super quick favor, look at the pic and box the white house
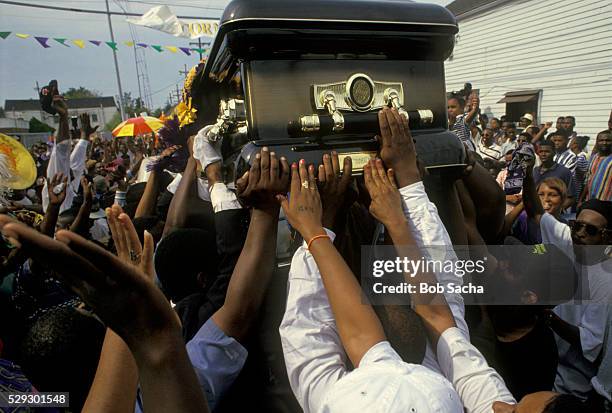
[4,96,119,130]
[445,0,612,146]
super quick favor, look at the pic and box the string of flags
[0,31,208,56]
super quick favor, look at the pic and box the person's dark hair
[123,182,146,218]
[549,129,570,140]
[505,149,515,156]
[579,199,612,229]
[539,139,555,149]
[543,393,596,413]
[447,92,465,107]
[19,306,105,411]
[597,129,612,139]
[574,136,589,151]
[154,228,219,302]
[564,116,576,126]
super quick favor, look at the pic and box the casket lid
[220,0,457,30]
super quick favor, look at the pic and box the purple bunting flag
[34,36,50,48]
[136,43,148,48]
[179,47,191,56]
[89,40,102,46]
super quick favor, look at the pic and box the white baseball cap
[320,342,463,413]
[520,113,534,122]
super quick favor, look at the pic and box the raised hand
[363,159,406,228]
[106,204,154,278]
[0,215,178,352]
[79,113,99,139]
[377,107,421,188]
[160,144,180,159]
[317,151,353,228]
[51,95,68,117]
[277,159,324,241]
[236,147,290,210]
[47,172,68,206]
[81,176,93,204]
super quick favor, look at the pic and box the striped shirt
[584,153,612,201]
[554,149,577,172]
[450,114,476,152]
[573,152,589,199]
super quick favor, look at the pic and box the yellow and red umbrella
[112,116,165,138]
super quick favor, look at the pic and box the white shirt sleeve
[398,181,468,373]
[437,327,516,413]
[279,228,349,413]
[42,140,72,213]
[540,213,574,261]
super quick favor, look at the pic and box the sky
[0,0,453,112]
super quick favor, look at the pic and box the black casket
[192,0,463,181]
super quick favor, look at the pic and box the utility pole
[188,38,210,60]
[105,0,126,121]
[179,64,189,78]
[34,81,43,122]
[175,84,181,103]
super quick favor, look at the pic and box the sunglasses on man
[568,220,610,237]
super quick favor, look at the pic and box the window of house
[91,113,98,122]
[497,90,541,123]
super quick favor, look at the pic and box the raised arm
[162,146,199,237]
[209,147,289,341]
[279,159,385,367]
[521,159,544,225]
[69,176,93,236]
[40,172,68,237]
[134,145,180,219]
[0,215,208,413]
[82,205,154,413]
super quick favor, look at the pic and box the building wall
[6,106,119,130]
[445,0,612,147]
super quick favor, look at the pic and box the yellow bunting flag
[72,39,85,49]
[165,46,178,53]
[15,33,30,39]
[123,41,134,47]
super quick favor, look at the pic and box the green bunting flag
[54,38,69,46]
[106,41,118,51]
[0,32,10,39]
[151,45,163,52]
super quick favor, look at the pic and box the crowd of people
[0,79,610,413]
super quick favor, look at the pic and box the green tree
[104,112,123,132]
[29,117,55,133]
[64,87,101,99]
[0,106,5,117]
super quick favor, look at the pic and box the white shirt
[400,182,515,411]
[475,134,503,161]
[437,327,515,413]
[42,138,89,213]
[540,213,611,399]
[591,306,612,401]
[280,182,514,413]
[279,228,461,413]
[166,172,211,202]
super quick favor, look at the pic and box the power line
[0,0,218,19]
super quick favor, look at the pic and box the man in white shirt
[523,161,612,401]
[477,128,504,162]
